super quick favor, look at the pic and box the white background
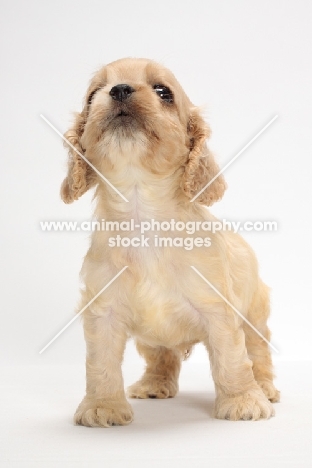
[1,1,312,466]
[1,0,311,365]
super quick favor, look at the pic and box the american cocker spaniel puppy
[61,58,279,427]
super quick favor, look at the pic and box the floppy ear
[60,111,97,204]
[181,109,226,206]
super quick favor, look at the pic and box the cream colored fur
[61,58,279,427]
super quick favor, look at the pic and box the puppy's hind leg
[127,342,182,399]
[244,282,280,403]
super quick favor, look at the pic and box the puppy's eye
[87,89,99,105]
[153,84,173,103]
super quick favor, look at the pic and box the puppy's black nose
[109,84,134,102]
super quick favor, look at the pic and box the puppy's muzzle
[109,84,135,102]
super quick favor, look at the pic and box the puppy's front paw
[127,375,178,399]
[257,380,280,403]
[74,397,134,427]
[214,388,274,421]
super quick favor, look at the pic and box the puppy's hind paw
[258,380,280,403]
[127,375,178,399]
[74,397,134,427]
[214,388,274,421]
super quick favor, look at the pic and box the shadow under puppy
[61,58,280,427]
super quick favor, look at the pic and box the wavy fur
[61,58,279,427]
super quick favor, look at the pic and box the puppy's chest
[131,297,204,348]
[122,253,206,346]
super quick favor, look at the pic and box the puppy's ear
[181,109,226,206]
[60,111,97,204]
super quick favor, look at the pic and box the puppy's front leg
[74,308,133,427]
[205,305,274,421]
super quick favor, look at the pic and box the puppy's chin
[92,103,149,145]
[96,125,148,167]
[107,111,141,136]
[83,96,181,170]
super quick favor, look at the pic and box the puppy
[61,58,279,427]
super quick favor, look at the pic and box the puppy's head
[61,58,226,205]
